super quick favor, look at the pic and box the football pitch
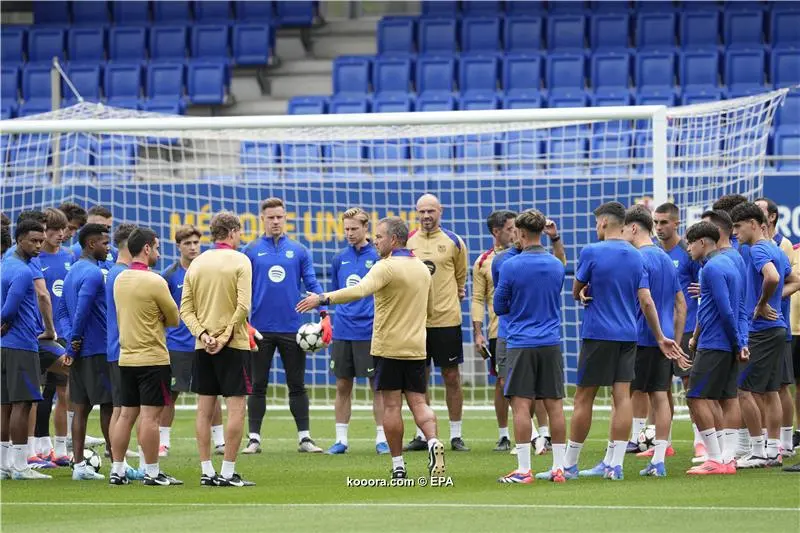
[2,408,798,533]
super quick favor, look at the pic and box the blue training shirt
[38,246,76,339]
[0,253,41,352]
[638,245,682,347]
[720,246,751,347]
[744,240,790,333]
[494,246,564,349]
[697,251,745,352]
[57,257,107,357]
[662,240,700,334]
[105,262,128,362]
[491,246,521,340]
[244,235,326,333]
[161,262,196,352]
[330,242,380,342]
[575,239,649,342]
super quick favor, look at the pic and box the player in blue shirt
[624,206,688,477]
[567,201,684,481]
[57,201,87,244]
[323,209,386,455]
[712,194,749,250]
[58,223,113,481]
[242,198,328,454]
[493,209,566,484]
[1,220,50,480]
[69,205,119,276]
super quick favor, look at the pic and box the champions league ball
[637,425,657,452]
[296,322,326,353]
[83,449,102,473]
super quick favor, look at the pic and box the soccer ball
[77,448,103,472]
[637,425,657,452]
[296,322,326,353]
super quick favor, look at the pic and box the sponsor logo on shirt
[346,274,361,287]
[286,250,295,259]
[423,260,436,276]
[268,265,286,283]
[52,279,63,297]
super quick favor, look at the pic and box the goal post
[0,88,789,410]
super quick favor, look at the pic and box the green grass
[2,409,798,533]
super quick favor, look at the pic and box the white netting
[0,88,788,409]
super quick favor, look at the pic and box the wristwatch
[318,294,331,306]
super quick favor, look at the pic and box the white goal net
[0,88,788,409]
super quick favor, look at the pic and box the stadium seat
[416,56,455,95]
[506,0,545,14]
[72,1,110,25]
[112,1,150,25]
[105,97,141,110]
[461,18,501,53]
[590,13,629,50]
[27,28,66,64]
[281,142,322,179]
[459,56,499,96]
[191,25,229,61]
[682,1,722,12]
[591,51,630,90]
[680,50,719,90]
[142,101,184,115]
[771,49,800,88]
[21,64,52,103]
[372,93,413,113]
[724,10,764,48]
[776,91,800,127]
[329,95,370,114]
[635,12,676,51]
[194,1,231,21]
[415,93,457,111]
[421,1,458,17]
[61,135,96,183]
[240,141,280,181]
[636,51,676,89]
[547,136,588,169]
[774,128,800,171]
[547,89,589,108]
[0,105,14,120]
[236,1,274,21]
[456,133,498,174]
[591,90,632,107]
[287,96,328,114]
[378,17,415,56]
[150,26,188,61]
[109,27,147,62]
[153,1,191,24]
[463,1,501,16]
[324,141,366,178]
[503,130,541,173]
[412,137,453,175]
[503,54,543,96]
[9,134,51,184]
[635,1,675,12]
[18,101,51,116]
[681,87,723,105]
[503,93,543,109]
[63,64,101,103]
[147,63,184,101]
[187,61,226,104]
[96,139,137,182]
[104,63,142,100]
[32,1,69,25]
[547,15,586,50]
[725,49,765,91]
[771,10,800,47]
[680,11,720,49]
[1,66,19,104]
[549,1,588,13]
[591,134,632,163]
[459,92,501,110]
[67,28,105,63]
[232,24,272,65]
[1,27,25,65]
[332,56,371,95]
[418,19,457,55]
[275,1,315,26]
[373,57,413,96]
[371,139,409,175]
[504,16,543,52]
[635,90,677,107]
[546,53,585,89]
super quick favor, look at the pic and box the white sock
[602,441,615,465]
[427,437,439,451]
[376,426,386,444]
[415,427,426,440]
[112,461,125,476]
[27,436,35,457]
[159,427,171,448]
[212,425,225,447]
[780,426,793,452]
[552,443,566,472]
[715,430,725,455]
[200,460,215,477]
[0,441,9,469]
[220,460,235,479]
[762,428,767,439]
[539,425,550,439]
[298,430,311,443]
[722,430,738,463]
[498,426,509,440]
[13,444,27,471]
[335,423,348,446]
[611,440,627,468]
[39,436,53,455]
[144,462,159,478]
[692,423,702,445]
[766,438,780,458]
[531,423,540,440]
[564,440,583,468]
[248,432,261,443]
[138,445,145,469]
[738,428,751,451]
[67,411,74,438]
[631,418,647,442]
[391,455,404,470]
[54,436,67,457]
[702,428,721,462]
[516,442,531,472]
[449,420,462,440]
[652,439,668,464]
[750,435,766,457]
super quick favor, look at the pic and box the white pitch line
[167,437,695,444]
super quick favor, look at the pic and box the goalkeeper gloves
[319,313,333,345]
[247,323,262,351]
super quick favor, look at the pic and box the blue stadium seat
[418,19,457,55]
[329,95,370,114]
[232,24,272,65]
[590,1,631,12]
[725,49,765,91]
[503,130,541,173]
[1,27,25,65]
[635,1,677,12]
[147,63,184,101]
[109,27,147,62]
[461,18,501,53]
[636,12,676,50]
[96,138,137,182]
[459,92,500,110]
[373,57,412,96]
[682,1,722,12]
[32,1,69,25]
[150,26,188,61]
[72,1,110,25]
[372,93,413,113]
[591,91,633,107]
[680,50,719,89]
[503,54,543,96]
[416,56,455,95]
[188,61,226,104]
[287,96,328,114]
[774,128,800,171]
[549,1,588,13]
[67,28,105,63]
[0,105,14,119]
[412,137,453,175]
[547,15,586,50]
[104,63,142,100]
[506,0,545,14]
[421,1,458,17]
[324,141,366,178]
[771,10,800,47]
[724,10,764,48]
[378,17,415,56]
[276,1,315,26]
[415,93,457,111]
[590,13,629,50]
[191,25,229,60]
[459,55,498,96]
[61,135,96,183]
[9,134,51,184]
[371,139,409,175]
[547,136,588,169]
[504,16,543,52]
[636,51,676,89]
[22,64,52,103]
[27,28,66,64]
[463,1,501,16]
[591,134,632,162]
[776,91,800,127]
[503,93,543,109]
[680,11,720,49]
[153,1,191,24]
[194,1,231,21]
[547,89,589,108]
[281,142,322,179]
[546,53,585,89]
[724,86,766,98]
[681,87,723,105]
[18,101,52,117]
[240,141,280,181]
[724,1,766,10]
[142,101,184,115]
[63,64,101,103]
[591,51,630,90]
[236,1,274,21]
[105,97,141,110]
[112,1,150,25]
[635,89,677,106]
[333,56,371,95]
[456,133,498,174]
[771,49,800,88]
[1,67,19,104]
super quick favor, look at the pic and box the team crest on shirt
[64,262,71,271]
[365,260,374,269]
[106,252,113,261]
[438,245,446,253]
[285,250,295,259]
[673,260,680,268]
